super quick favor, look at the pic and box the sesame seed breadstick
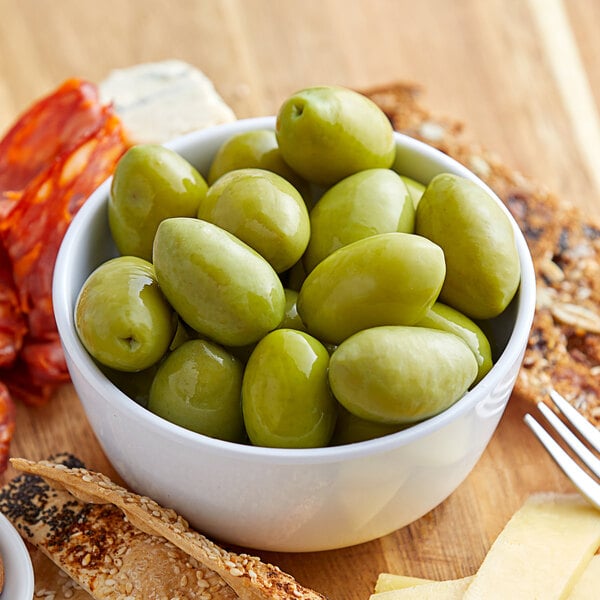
[8,456,328,600]
[0,456,238,599]
[29,546,94,600]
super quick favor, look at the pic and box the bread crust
[29,546,94,599]
[364,82,600,425]
[2,454,327,600]
[1,455,238,599]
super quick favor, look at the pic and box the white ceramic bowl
[0,513,34,599]
[53,117,536,552]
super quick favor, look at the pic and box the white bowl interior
[53,117,536,551]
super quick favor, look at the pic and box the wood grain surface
[1,1,599,598]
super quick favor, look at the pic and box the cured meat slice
[1,111,127,344]
[0,243,26,368]
[0,383,15,472]
[0,80,129,468]
[0,81,128,394]
[0,79,104,195]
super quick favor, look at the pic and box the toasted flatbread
[29,545,97,599]
[1,454,327,600]
[1,455,237,599]
[364,82,600,425]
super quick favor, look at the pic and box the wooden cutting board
[1,1,600,598]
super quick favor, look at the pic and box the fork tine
[537,402,600,479]
[523,413,600,511]
[549,389,600,453]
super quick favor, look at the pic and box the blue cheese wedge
[99,60,236,144]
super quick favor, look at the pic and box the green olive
[278,288,307,331]
[169,317,196,351]
[276,86,396,186]
[416,302,493,384]
[285,259,307,292]
[400,175,425,208]
[304,168,414,272]
[329,326,478,424]
[297,232,446,344]
[415,173,520,319]
[75,256,176,372]
[242,329,337,448]
[331,405,406,445]
[225,343,256,364]
[109,144,208,261]
[198,168,310,273]
[222,287,306,362]
[148,339,246,442]
[98,362,159,408]
[207,129,308,194]
[152,217,285,346]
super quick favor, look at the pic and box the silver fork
[524,389,600,510]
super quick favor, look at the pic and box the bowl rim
[53,116,536,466]
[0,512,35,599]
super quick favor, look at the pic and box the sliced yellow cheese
[374,573,440,593]
[462,493,600,600]
[569,554,600,600]
[370,560,600,600]
[369,577,470,600]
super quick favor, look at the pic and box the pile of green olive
[75,85,521,449]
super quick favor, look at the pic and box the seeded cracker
[2,455,328,600]
[29,546,95,599]
[364,82,600,426]
[0,455,237,599]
